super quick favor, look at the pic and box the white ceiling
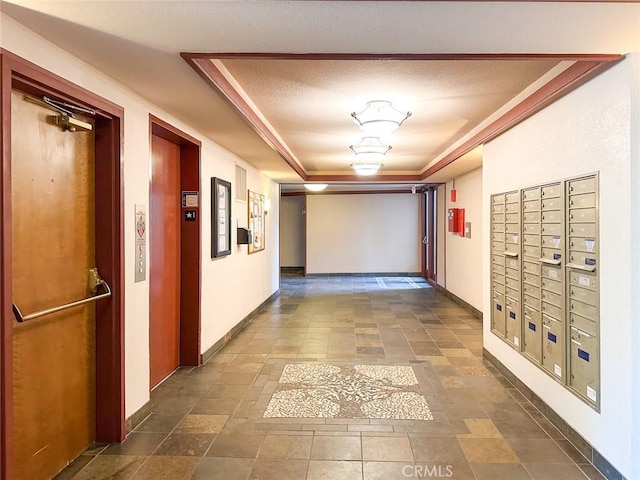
[3,1,638,189]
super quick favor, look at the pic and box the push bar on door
[12,268,112,322]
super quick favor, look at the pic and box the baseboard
[125,400,152,433]
[280,266,304,274]
[304,272,423,277]
[483,348,625,480]
[200,289,281,364]
[427,280,482,319]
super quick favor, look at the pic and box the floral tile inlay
[263,364,433,420]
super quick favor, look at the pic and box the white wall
[279,196,306,267]
[444,168,483,310]
[1,15,280,419]
[484,55,639,478]
[306,194,420,274]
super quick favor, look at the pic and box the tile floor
[58,275,605,480]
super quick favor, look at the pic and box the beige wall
[306,193,421,274]
[1,14,280,419]
[279,196,306,267]
[444,168,483,310]
[484,55,639,478]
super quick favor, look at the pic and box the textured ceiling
[220,58,559,174]
[2,1,638,187]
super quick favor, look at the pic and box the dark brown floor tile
[103,432,167,455]
[577,463,606,480]
[151,396,197,415]
[130,456,199,479]
[307,460,362,480]
[362,436,414,462]
[524,462,590,480]
[311,436,362,460]
[409,437,467,463]
[248,458,309,480]
[356,346,385,356]
[259,434,313,459]
[153,433,215,456]
[207,433,265,458]
[71,455,145,480]
[471,463,533,480]
[134,414,184,433]
[556,439,590,464]
[193,457,254,480]
[191,398,239,415]
[53,455,94,480]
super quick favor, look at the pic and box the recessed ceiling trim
[419,57,622,179]
[182,52,622,182]
[182,55,308,181]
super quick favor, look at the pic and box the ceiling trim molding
[418,57,621,179]
[182,52,622,182]
[181,55,308,180]
[282,189,417,196]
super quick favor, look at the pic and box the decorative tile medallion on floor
[263,364,433,420]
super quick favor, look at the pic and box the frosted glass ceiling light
[351,162,383,176]
[349,137,391,161]
[304,183,328,192]
[351,100,411,135]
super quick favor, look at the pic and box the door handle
[13,268,111,322]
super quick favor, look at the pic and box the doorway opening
[422,186,439,282]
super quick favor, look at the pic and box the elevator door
[11,91,96,479]
[149,134,181,388]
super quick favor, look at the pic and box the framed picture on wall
[248,189,265,254]
[212,177,232,258]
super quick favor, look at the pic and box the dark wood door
[11,91,96,479]
[149,134,181,388]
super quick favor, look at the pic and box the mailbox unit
[490,174,600,410]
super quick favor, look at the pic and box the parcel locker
[505,296,521,348]
[542,314,564,380]
[492,293,506,336]
[569,327,599,406]
[523,305,542,363]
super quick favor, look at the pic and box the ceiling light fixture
[351,100,411,135]
[349,137,391,161]
[304,183,328,192]
[350,162,383,176]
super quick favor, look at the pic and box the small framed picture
[212,177,231,258]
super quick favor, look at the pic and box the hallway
[58,275,603,480]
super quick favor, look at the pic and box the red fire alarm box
[448,208,465,235]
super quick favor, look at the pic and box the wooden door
[149,135,181,388]
[11,91,96,479]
